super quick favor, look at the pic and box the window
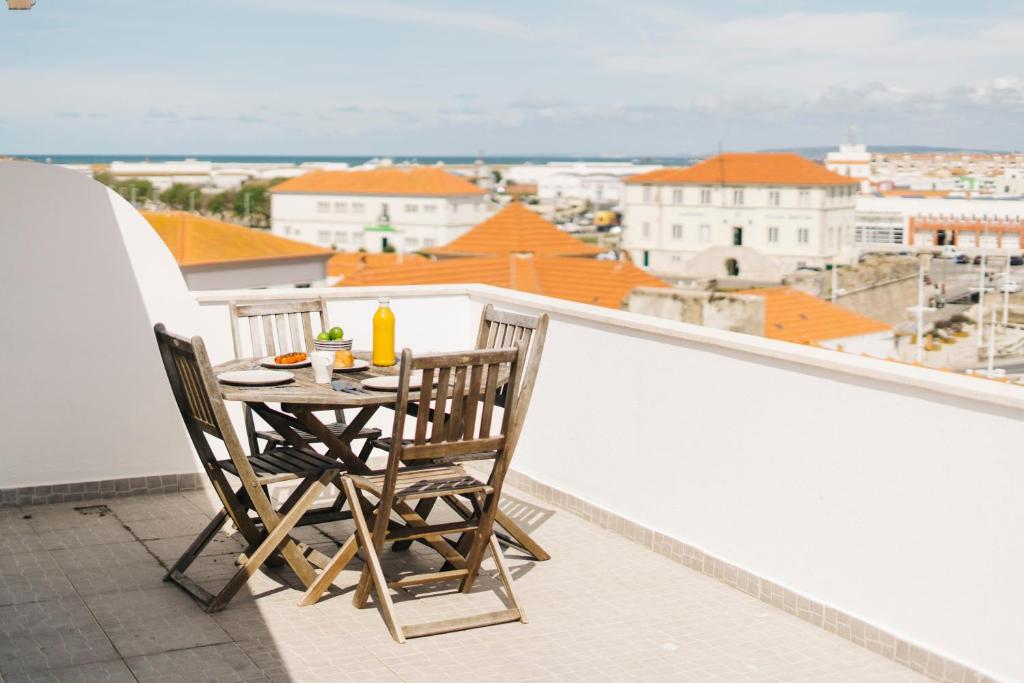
[699,224,711,243]
[406,237,419,248]
[353,230,364,243]
[316,230,330,243]
[670,255,681,264]
[798,228,809,244]
[352,202,365,214]
[405,204,419,213]
[798,190,810,208]
[642,222,651,238]
[335,231,346,243]
[424,204,437,214]
[732,227,743,246]
[769,190,781,207]
[334,202,346,213]
[316,201,330,213]
[700,188,712,204]
[671,224,683,240]
[733,189,744,206]
[423,237,436,247]
[725,258,740,277]
[642,187,652,202]
[768,227,779,243]
[672,188,684,204]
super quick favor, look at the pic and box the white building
[855,194,1024,248]
[270,166,492,253]
[622,153,859,281]
[505,162,661,206]
[825,142,871,190]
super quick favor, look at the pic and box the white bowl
[314,339,353,352]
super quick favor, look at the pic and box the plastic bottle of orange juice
[372,297,395,366]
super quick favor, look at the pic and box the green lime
[328,326,345,340]
[316,331,330,341]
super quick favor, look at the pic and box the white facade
[505,162,661,206]
[825,143,871,186]
[270,192,492,253]
[623,183,858,280]
[855,194,1024,247]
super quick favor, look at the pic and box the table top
[214,352,403,409]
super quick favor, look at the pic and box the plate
[218,370,295,386]
[361,371,425,391]
[333,359,371,373]
[259,356,311,369]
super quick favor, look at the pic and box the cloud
[509,93,570,110]
[146,109,179,120]
[334,106,363,113]
[241,0,573,42]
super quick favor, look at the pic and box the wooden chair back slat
[430,366,451,444]
[474,304,549,419]
[387,346,524,469]
[229,297,329,359]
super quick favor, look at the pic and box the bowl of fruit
[313,326,352,352]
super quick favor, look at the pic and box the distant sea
[14,154,697,166]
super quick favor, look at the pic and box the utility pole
[1002,251,1011,327]
[976,246,988,349]
[831,226,840,304]
[987,309,997,378]
[907,254,935,364]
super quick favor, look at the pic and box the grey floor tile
[0,553,76,607]
[36,523,135,552]
[122,514,217,541]
[0,659,135,682]
[50,541,156,573]
[84,587,231,658]
[0,624,119,676]
[126,642,268,682]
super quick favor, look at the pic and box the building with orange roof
[738,286,893,355]
[424,202,604,258]
[326,251,426,280]
[336,253,669,309]
[143,211,332,290]
[622,153,859,283]
[269,165,494,255]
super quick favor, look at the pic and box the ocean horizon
[9,154,697,166]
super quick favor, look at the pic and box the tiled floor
[0,484,929,682]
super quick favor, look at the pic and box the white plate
[332,359,371,373]
[259,356,311,369]
[218,370,295,386]
[361,371,425,391]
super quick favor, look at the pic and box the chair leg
[206,470,335,612]
[341,478,404,642]
[488,534,527,624]
[296,535,358,606]
[166,509,230,579]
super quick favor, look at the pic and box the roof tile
[627,153,857,186]
[425,202,603,257]
[144,211,331,267]
[738,287,891,343]
[270,167,486,196]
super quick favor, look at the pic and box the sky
[1,0,1023,155]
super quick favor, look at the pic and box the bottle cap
[378,296,391,306]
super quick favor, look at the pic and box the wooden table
[214,354,550,562]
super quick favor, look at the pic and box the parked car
[974,255,983,265]
[1011,256,1024,267]
[954,254,970,264]
[997,280,1022,294]
[937,245,960,259]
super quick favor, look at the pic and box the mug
[310,351,333,384]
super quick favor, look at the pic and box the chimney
[7,0,36,9]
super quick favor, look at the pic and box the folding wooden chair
[300,345,530,642]
[384,305,550,560]
[228,298,381,458]
[154,323,341,612]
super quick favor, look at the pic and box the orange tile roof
[425,202,604,257]
[143,211,331,267]
[627,153,857,186]
[270,166,486,196]
[327,252,427,278]
[738,287,891,343]
[337,254,669,309]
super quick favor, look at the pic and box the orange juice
[372,297,395,366]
